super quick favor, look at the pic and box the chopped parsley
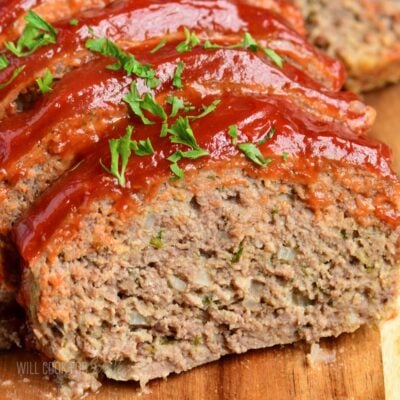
[5,11,58,57]
[189,99,220,120]
[228,125,238,145]
[258,126,276,145]
[36,68,53,94]
[166,95,184,117]
[0,65,25,90]
[203,40,222,50]
[282,152,289,162]
[237,143,272,168]
[101,126,133,187]
[86,37,160,88]
[172,61,184,89]
[229,32,258,52]
[231,240,245,263]
[101,126,154,187]
[204,32,284,68]
[150,38,167,54]
[167,117,209,178]
[123,82,167,125]
[262,48,284,68]
[131,137,154,156]
[0,55,9,70]
[69,19,79,26]
[176,27,200,53]
[167,117,203,149]
[150,230,164,249]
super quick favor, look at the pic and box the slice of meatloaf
[296,0,400,92]
[0,0,345,120]
[14,91,400,397]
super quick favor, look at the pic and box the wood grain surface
[1,85,400,400]
[0,326,384,400]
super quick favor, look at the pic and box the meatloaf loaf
[15,92,400,397]
[4,5,397,399]
[296,0,400,92]
[0,0,347,349]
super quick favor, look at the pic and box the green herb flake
[168,117,203,150]
[86,37,160,88]
[69,19,79,26]
[131,137,154,156]
[5,11,58,57]
[202,295,213,307]
[101,126,134,187]
[150,38,167,54]
[176,27,200,53]
[169,161,184,180]
[150,230,164,249]
[36,68,53,94]
[228,124,238,145]
[0,55,9,70]
[166,117,209,179]
[189,99,220,121]
[231,240,245,263]
[258,127,276,145]
[166,95,184,117]
[172,61,185,89]
[123,82,167,125]
[237,143,272,168]
[229,32,259,51]
[204,40,222,49]
[0,65,25,90]
[282,152,289,162]
[193,335,202,346]
[262,47,284,68]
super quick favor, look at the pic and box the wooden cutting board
[0,85,399,400]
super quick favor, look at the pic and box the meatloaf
[296,0,400,92]
[0,0,347,348]
[0,0,399,397]
[15,92,400,397]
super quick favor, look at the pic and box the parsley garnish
[168,117,203,149]
[167,117,209,178]
[189,99,220,120]
[258,126,276,145]
[172,61,184,89]
[204,32,284,68]
[262,48,284,68]
[229,32,258,51]
[282,152,289,161]
[231,240,245,263]
[0,65,25,90]
[0,55,9,70]
[150,38,167,54]
[86,37,160,88]
[237,143,272,167]
[203,40,222,50]
[123,82,167,125]
[5,11,58,57]
[101,126,154,187]
[150,230,164,249]
[176,27,200,53]
[101,126,133,187]
[166,96,184,117]
[228,125,238,145]
[36,68,53,94]
[69,19,78,26]
[131,137,155,156]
